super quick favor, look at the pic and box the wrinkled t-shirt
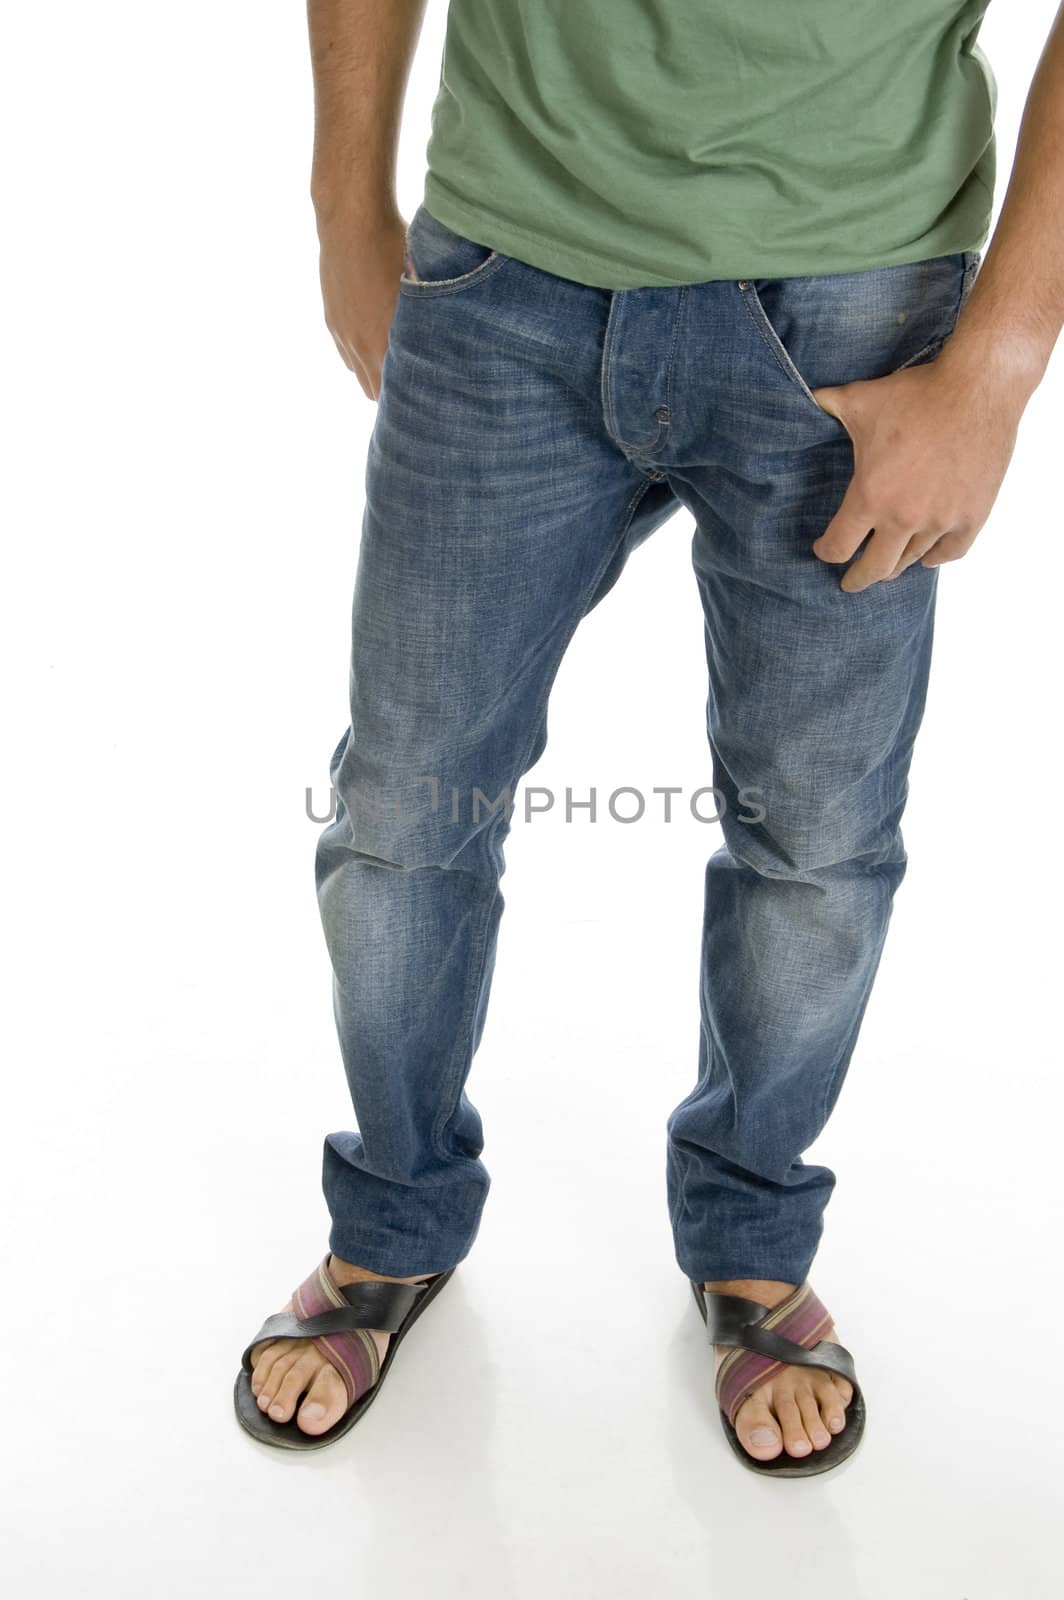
[422,0,997,287]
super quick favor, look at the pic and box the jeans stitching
[660,283,688,427]
[399,250,510,298]
[600,290,623,444]
[739,282,828,416]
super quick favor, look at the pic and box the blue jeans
[314,204,980,1285]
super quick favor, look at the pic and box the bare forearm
[307,0,427,220]
[941,3,1064,400]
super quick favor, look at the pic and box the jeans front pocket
[400,204,511,297]
[738,249,982,420]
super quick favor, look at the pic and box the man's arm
[307,0,428,398]
[812,3,1064,590]
[941,5,1064,394]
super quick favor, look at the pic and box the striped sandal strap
[707,1281,859,1429]
[240,1257,424,1410]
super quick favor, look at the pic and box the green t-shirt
[422,1,997,288]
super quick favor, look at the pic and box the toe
[256,1347,300,1412]
[249,1299,297,1390]
[814,1373,848,1434]
[832,1373,854,1408]
[267,1350,322,1423]
[796,1385,832,1450]
[734,1398,783,1460]
[775,1394,813,1458]
[297,1364,350,1435]
[250,1337,291,1395]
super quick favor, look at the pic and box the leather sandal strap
[703,1292,778,1345]
[734,1323,859,1389]
[241,1257,426,1409]
[705,1281,854,1427]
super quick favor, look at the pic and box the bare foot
[705,1278,854,1462]
[249,1256,440,1436]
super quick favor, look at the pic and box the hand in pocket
[810,357,1024,590]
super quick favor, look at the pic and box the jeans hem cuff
[327,1230,471,1279]
[680,1264,816,1287]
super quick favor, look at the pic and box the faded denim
[314,203,981,1284]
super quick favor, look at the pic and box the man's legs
[665,477,933,1289]
[667,441,934,1458]
[316,284,678,1278]
[250,224,681,1432]
[661,256,974,1457]
[251,225,972,1450]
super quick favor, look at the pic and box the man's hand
[809,0,1064,594]
[316,202,407,401]
[809,357,1026,591]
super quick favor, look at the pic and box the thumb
[812,473,872,564]
[809,383,852,425]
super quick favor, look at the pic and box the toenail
[301,1403,325,1423]
[790,1439,811,1453]
[257,1394,271,1410]
[750,1427,777,1447]
[829,1417,845,1431]
[269,1403,286,1419]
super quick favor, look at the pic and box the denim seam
[428,473,658,1168]
[739,281,831,419]
[659,283,687,431]
[600,290,623,445]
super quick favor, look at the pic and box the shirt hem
[422,176,990,291]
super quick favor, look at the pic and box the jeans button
[654,405,670,423]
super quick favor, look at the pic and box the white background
[3,3,1061,1596]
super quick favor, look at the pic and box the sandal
[234,1255,457,1450]
[690,1279,867,1477]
